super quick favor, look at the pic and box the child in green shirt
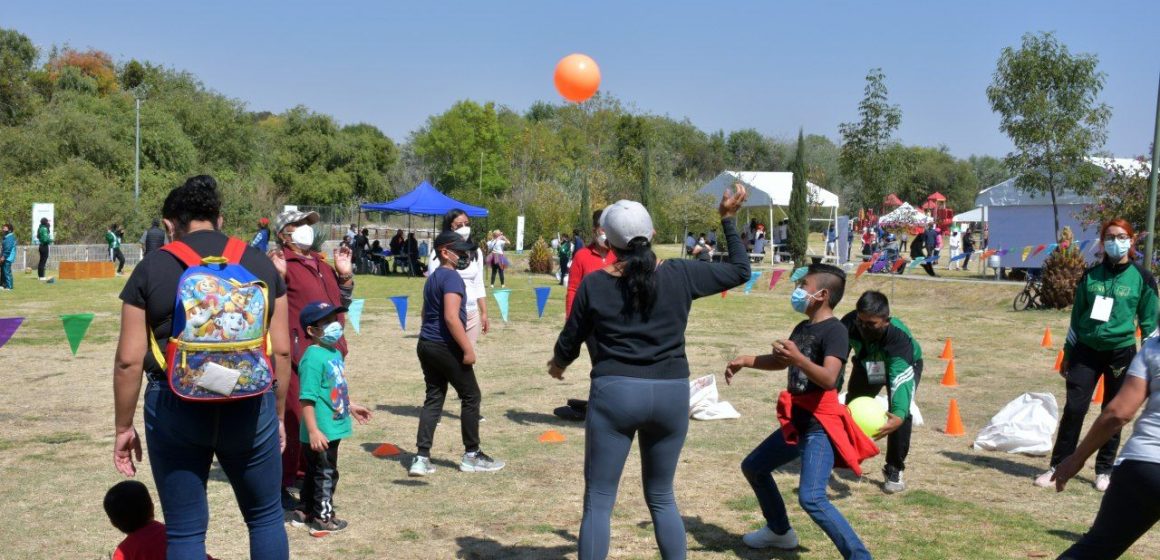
[291,301,372,537]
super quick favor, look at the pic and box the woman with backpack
[268,209,355,511]
[112,175,291,559]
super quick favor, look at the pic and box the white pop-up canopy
[952,207,988,223]
[700,171,840,208]
[699,170,841,260]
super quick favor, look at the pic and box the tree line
[0,26,1035,244]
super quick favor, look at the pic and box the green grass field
[0,246,1153,559]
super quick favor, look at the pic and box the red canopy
[921,199,938,210]
[927,191,946,202]
[883,193,903,207]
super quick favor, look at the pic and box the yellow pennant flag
[1021,245,1033,262]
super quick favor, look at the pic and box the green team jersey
[37,225,52,245]
[842,312,919,419]
[1064,260,1159,361]
[105,230,120,250]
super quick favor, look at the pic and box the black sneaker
[308,516,349,537]
[280,488,301,511]
[286,509,313,528]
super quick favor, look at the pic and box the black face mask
[454,252,471,270]
[856,321,887,343]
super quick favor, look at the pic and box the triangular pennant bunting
[0,317,23,350]
[388,296,408,331]
[60,313,94,356]
[492,289,511,322]
[744,270,762,294]
[346,299,365,334]
[534,287,551,318]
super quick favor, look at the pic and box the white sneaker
[1033,468,1056,488]
[1095,473,1111,492]
[409,456,435,477]
[742,526,798,550]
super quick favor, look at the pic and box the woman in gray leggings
[549,185,751,559]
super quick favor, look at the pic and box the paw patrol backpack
[149,238,273,401]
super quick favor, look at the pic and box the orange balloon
[554,53,601,103]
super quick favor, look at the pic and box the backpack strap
[223,237,247,264]
[160,241,203,268]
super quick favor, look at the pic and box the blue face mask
[1104,239,1131,260]
[318,321,343,347]
[790,287,821,314]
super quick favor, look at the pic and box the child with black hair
[289,300,373,536]
[104,480,216,560]
[724,263,877,559]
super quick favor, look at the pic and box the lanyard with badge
[1091,274,1120,323]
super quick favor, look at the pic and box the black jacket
[144,227,167,255]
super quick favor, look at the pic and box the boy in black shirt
[725,264,874,559]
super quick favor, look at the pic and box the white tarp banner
[515,215,525,253]
[689,375,740,420]
[31,203,54,243]
[972,392,1059,456]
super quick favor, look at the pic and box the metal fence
[9,244,145,272]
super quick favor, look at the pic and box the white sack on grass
[972,392,1058,456]
[689,374,741,420]
[838,391,925,427]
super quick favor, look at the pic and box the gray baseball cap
[600,200,654,250]
[274,209,320,233]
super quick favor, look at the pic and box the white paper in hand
[196,362,242,396]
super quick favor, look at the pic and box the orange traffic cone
[1092,376,1105,404]
[940,359,958,387]
[721,290,727,298]
[1138,326,1143,339]
[945,399,966,436]
[1053,350,1064,372]
[371,443,401,458]
[538,429,566,443]
[939,338,954,360]
[1042,327,1053,348]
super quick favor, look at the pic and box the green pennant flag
[60,313,94,356]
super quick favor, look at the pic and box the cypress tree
[788,128,809,268]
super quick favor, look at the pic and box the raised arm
[686,183,751,298]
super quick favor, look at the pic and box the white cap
[600,200,654,250]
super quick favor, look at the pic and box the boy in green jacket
[842,290,921,493]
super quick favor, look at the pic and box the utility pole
[1146,73,1160,268]
[132,85,148,210]
[479,151,484,200]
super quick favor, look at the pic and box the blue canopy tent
[360,181,488,217]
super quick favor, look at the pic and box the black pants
[37,243,49,278]
[847,360,923,471]
[1050,343,1133,474]
[415,339,481,457]
[961,250,973,269]
[559,257,569,285]
[491,262,505,286]
[112,247,125,273]
[301,439,340,521]
[921,262,936,276]
[1058,460,1160,560]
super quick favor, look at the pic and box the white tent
[879,203,933,229]
[952,207,988,223]
[699,171,840,260]
[700,171,839,208]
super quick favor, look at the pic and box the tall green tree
[0,28,39,124]
[986,31,1111,237]
[411,100,510,201]
[839,68,903,211]
[789,129,809,268]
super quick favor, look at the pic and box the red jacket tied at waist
[776,389,879,477]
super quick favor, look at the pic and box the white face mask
[455,226,471,240]
[598,232,608,247]
[290,225,315,250]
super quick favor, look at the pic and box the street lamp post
[131,85,148,209]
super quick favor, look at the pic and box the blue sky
[6,0,1158,158]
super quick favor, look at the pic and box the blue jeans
[144,380,288,560]
[0,260,11,289]
[741,427,871,560]
[580,376,690,560]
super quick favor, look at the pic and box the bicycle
[1013,273,1045,311]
